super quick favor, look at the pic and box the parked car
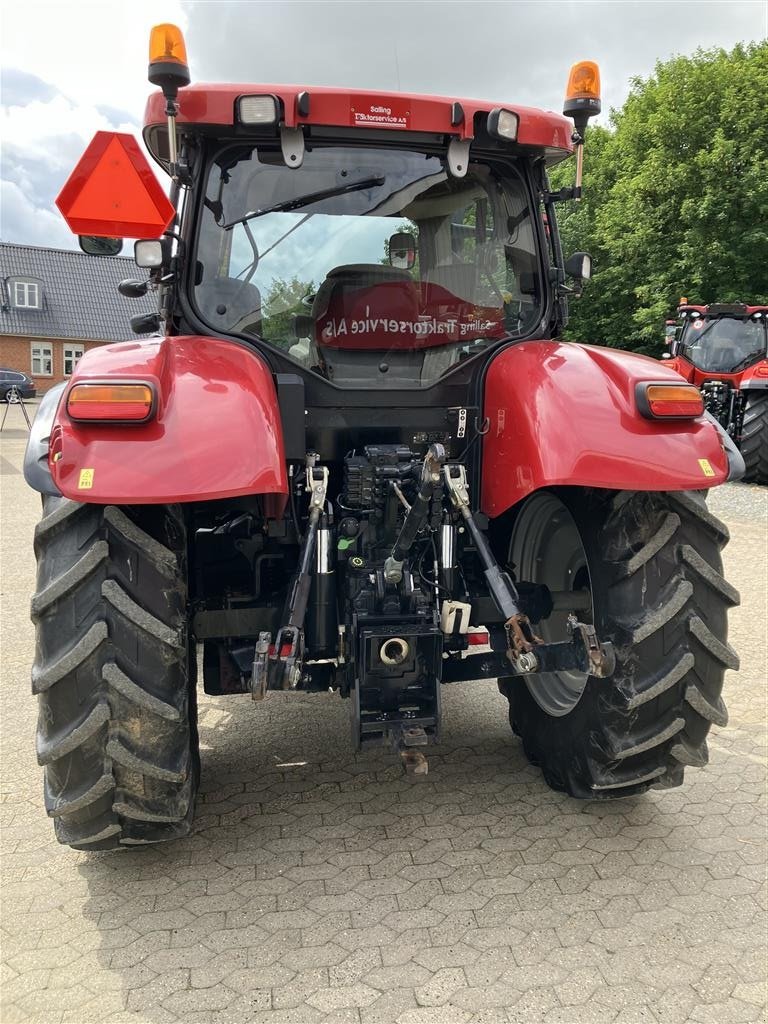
[0,369,36,402]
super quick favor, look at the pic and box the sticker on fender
[698,458,715,477]
[78,468,95,489]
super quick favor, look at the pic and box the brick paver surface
[1,422,766,1024]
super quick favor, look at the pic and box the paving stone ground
[1,420,766,1024]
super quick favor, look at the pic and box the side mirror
[118,279,150,298]
[389,232,416,270]
[565,252,592,281]
[79,235,123,257]
[131,312,162,335]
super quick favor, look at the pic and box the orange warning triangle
[56,131,175,238]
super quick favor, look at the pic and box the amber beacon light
[562,60,602,200]
[148,24,190,88]
[564,61,601,120]
[148,23,191,177]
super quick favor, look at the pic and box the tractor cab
[192,145,537,388]
[665,301,768,482]
[674,303,767,377]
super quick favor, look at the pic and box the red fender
[660,354,694,382]
[737,358,768,390]
[480,341,730,517]
[51,335,287,504]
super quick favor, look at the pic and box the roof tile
[0,242,155,341]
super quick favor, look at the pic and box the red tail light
[637,382,704,419]
[67,383,155,422]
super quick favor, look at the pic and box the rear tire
[31,496,198,850]
[740,392,768,485]
[498,489,739,798]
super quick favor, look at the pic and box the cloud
[0,179,74,249]
[0,92,145,248]
[96,105,140,128]
[182,0,766,121]
[1,0,764,248]
[1,0,186,247]
[0,69,59,108]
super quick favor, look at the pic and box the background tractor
[663,301,768,484]
[25,26,740,850]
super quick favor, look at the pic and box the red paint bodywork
[678,304,766,317]
[739,361,768,388]
[481,342,729,517]
[51,336,287,504]
[143,84,574,155]
[664,356,768,390]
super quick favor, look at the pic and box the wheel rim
[508,492,593,717]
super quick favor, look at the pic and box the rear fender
[481,341,732,517]
[46,335,288,504]
[738,359,768,391]
[23,382,66,496]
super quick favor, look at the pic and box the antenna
[393,39,402,91]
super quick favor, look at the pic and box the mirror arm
[541,186,578,204]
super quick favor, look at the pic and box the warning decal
[698,458,716,477]
[350,95,411,130]
[78,468,95,489]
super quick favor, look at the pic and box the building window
[13,280,42,309]
[63,345,85,376]
[31,342,53,376]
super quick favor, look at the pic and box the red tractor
[25,27,740,850]
[663,302,768,484]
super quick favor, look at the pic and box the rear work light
[636,382,704,419]
[67,383,155,422]
[237,95,278,125]
[487,108,519,141]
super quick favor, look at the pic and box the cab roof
[143,83,575,165]
[678,303,768,318]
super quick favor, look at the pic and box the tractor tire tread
[32,495,197,850]
[32,621,108,694]
[502,488,737,799]
[30,541,109,620]
[34,498,88,542]
[102,579,182,648]
[740,392,768,484]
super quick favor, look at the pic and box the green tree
[262,276,316,346]
[551,42,768,355]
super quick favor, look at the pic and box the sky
[1,0,766,250]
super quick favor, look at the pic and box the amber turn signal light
[67,383,154,422]
[636,383,704,419]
